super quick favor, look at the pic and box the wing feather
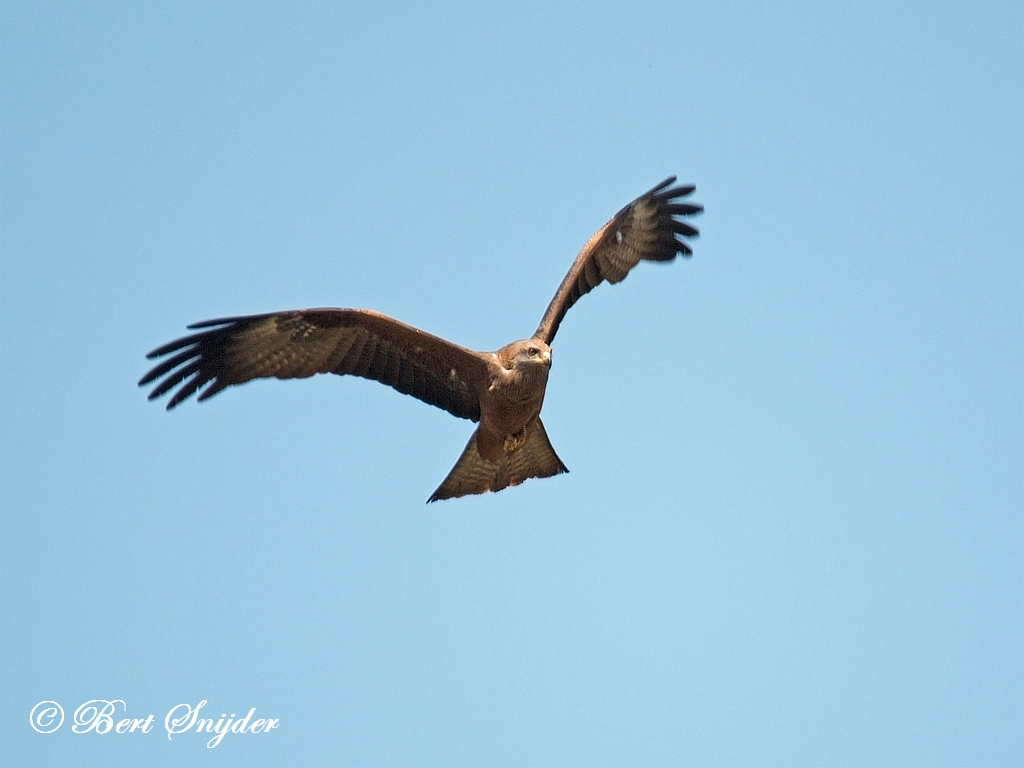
[533,177,703,344]
[140,308,487,420]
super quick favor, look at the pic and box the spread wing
[139,308,489,420]
[533,177,702,345]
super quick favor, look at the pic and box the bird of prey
[140,177,703,501]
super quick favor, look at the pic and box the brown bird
[140,177,703,501]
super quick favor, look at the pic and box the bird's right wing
[140,308,488,421]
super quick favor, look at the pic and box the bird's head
[502,339,552,372]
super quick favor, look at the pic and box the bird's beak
[543,350,552,368]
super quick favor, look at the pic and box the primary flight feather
[140,177,703,501]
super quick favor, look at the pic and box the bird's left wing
[140,308,488,421]
[533,177,702,345]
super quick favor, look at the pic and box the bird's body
[141,178,702,500]
[478,341,551,459]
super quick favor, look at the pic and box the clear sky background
[1,3,1021,766]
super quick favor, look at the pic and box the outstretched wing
[533,177,703,345]
[140,308,489,420]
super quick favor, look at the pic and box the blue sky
[1,2,1021,766]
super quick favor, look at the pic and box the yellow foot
[502,431,527,453]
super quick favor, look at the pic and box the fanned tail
[428,419,568,502]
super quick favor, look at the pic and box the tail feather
[428,419,568,502]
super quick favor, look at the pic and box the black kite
[140,178,703,501]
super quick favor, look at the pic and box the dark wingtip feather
[147,360,202,400]
[665,202,704,216]
[146,334,203,359]
[633,177,678,202]
[142,317,247,404]
[656,183,695,200]
[196,379,231,402]
[658,180,701,257]
[139,348,198,386]
[671,221,700,237]
[166,375,207,409]
[187,316,245,330]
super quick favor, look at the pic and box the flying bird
[140,177,703,501]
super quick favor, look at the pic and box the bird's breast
[478,367,547,456]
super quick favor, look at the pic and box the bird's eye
[528,347,538,356]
